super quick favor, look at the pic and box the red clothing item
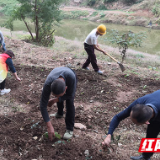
[0,53,11,83]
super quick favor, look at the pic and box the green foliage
[86,0,98,6]
[103,0,117,3]
[152,3,160,17]
[136,53,144,58]
[122,0,137,5]
[54,132,61,139]
[91,11,98,17]
[97,5,107,10]
[99,12,106,18]
[107,29,146,63]
[0,0,18,16]
[44,132,48,138]
[43,132,61,139]
[61,11,89,19]
[3,0,65,47]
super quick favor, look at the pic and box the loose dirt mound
[1,64,160,160]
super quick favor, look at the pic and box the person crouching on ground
[82,24,107,74]
[40,66,77,141]
[0,50,21,95]
[102,90,160,160]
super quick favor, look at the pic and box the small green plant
[7,72,12,78]
[55,132,61,139]
[124,74,130,77]
[136,53,144,58]
[91,11,98,17]
[99,12,106,18]
[43,132,61,139]
[148,66,157,71]
[111,134,121,145]
[31,122,40,129]
[107,30,146,63]
[44,132,48,138]
[143,85,147,89]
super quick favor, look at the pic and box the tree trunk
[35,0,39,41]
[21,16,34,40]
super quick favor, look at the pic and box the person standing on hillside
[0,30,6,51]
[40,66,77,141]
[82,24,107,74]
[0,50,21,95]
[102,90,160,160]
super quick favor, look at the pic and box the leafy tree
[4,0,64,46]
[107,30,146,63]
[0,0,18,16]
[152,1,160,24]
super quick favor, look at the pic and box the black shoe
[130,155,150,160]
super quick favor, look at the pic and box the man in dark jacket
[102,90,160,160]
[40,67,76,140]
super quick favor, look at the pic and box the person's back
[84,28,98,45]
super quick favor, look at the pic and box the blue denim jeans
[0,41,6,51]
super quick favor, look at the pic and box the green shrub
[100,12,106,18]
[123,0,136,5]
[97,5,107,10]
[152,4,160,16]
[61,11,89,19]
[103,0,117,3]
[91,11,98,17]
[87,0,98,6]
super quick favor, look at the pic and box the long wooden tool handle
[104,52,119,63]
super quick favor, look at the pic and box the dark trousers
[142,121,160,158]
[82,43,99,71]
[57,98,75,131]
[0,80,5,89]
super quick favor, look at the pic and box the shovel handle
[104,52,119,63]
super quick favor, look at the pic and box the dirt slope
[0,35,160,160]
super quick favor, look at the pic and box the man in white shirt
[82,24,106,74]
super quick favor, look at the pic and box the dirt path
[61,6,127,15]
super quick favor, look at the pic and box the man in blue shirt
[102,90,160,160]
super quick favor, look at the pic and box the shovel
[104,52,125,72]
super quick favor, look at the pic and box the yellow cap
[97,24,106,35]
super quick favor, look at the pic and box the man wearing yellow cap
[82,24,106,74]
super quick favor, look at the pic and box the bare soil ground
[1,36,160,160]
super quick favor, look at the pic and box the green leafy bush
[107,30,146,63]
[123,0,137,5]
[87,0,98,6]
[61,11,89,19]
[91,11,98,17]
[97,5,107,10]
[152,4,160,16]
[103,0,117,3]
[0,0,18,16]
